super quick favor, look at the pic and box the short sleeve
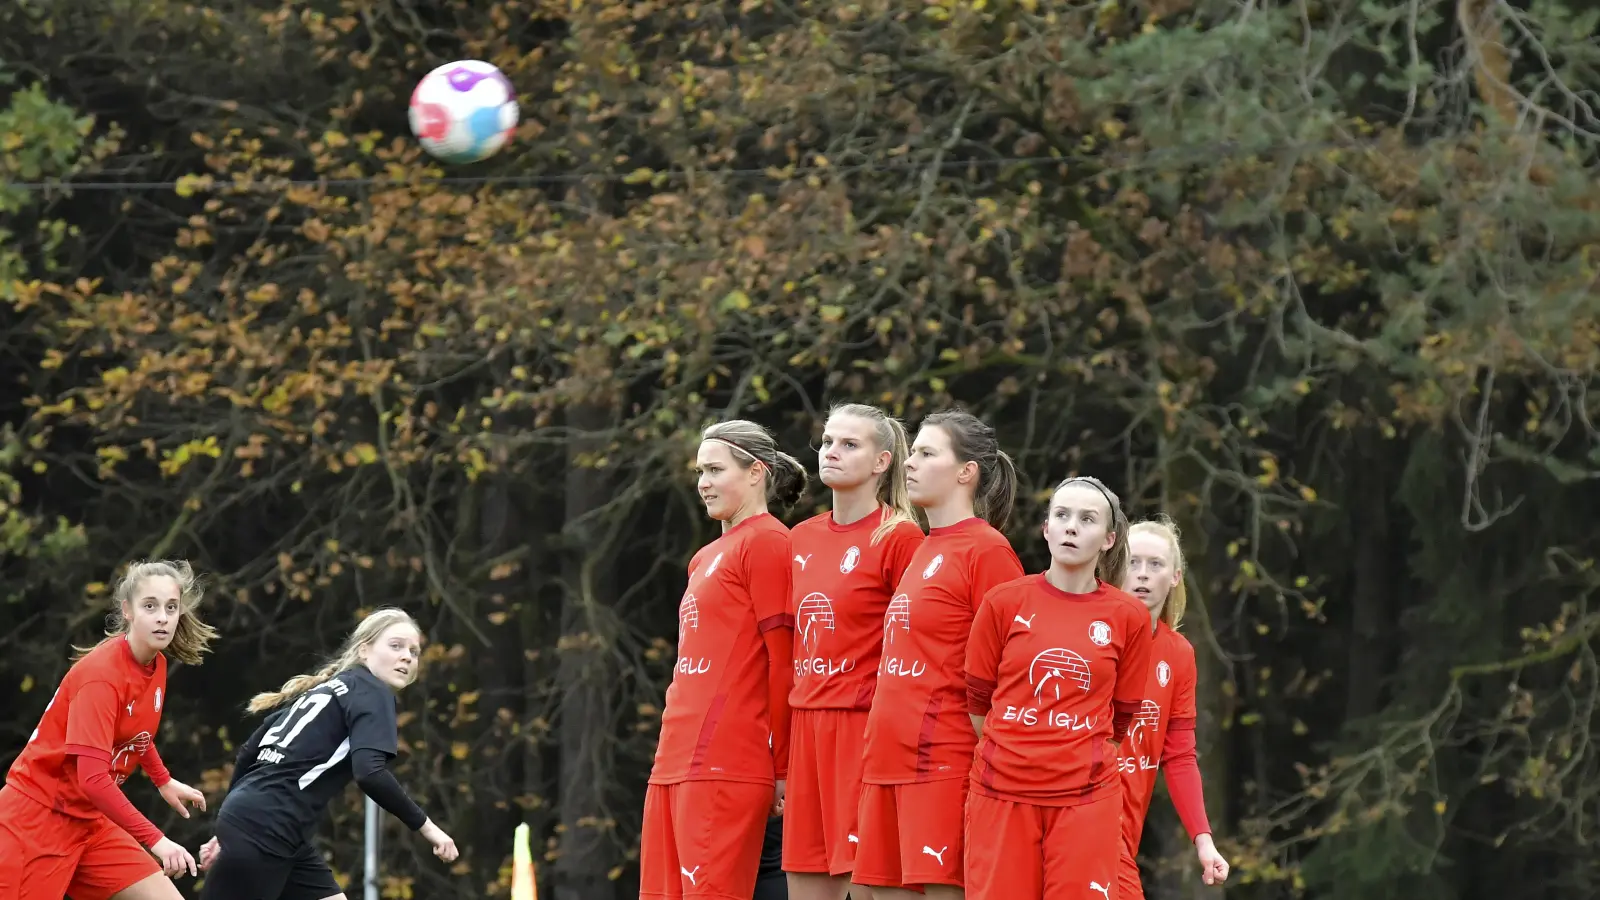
[968,541,1026,610]
[964,584,1009,685]
[881,522,925,592]
[745,528,794,633]
[1172,638,1198,723]
[345,682,400,756]
[64,682,122,758]
[1114,602,1155,708]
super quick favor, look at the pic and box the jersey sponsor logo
[879,592,925,677]
[796,593,855,678]
[1156,660,1171,687]
[1014,613,1035,629]
[840,545,860,574]
[704,552,724,578]
[1120,700,1163,774]
[154,688,163,712]
[795,554,812,570]
[921,554,943,580]
[1088,620,1112,647]
[883,593,911,644]
[111,731,153,785]
[1000,649,1096,729]
[675,594,710,675]
[678,594,699,638]
[1029,648,1092,700]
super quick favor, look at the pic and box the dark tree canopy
[4,1,1600,898]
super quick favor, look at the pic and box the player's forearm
[1161,724,1212,839]
[352,748,428,831]
[141,740,173,788]
[761,626,794,778]
[73,754,164,847]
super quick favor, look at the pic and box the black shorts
[753,815,787,899]
[200,819,342,900]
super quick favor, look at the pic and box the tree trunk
[1344,439,1394,723]
[553,398,620,900]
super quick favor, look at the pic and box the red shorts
[0,785,161,900]
[781,708,868,876]
[852,779,967,889]
[1117,848,1144,900]
[640,780,772,899]
[964,790,1120,900]
[1118,825,1146,900]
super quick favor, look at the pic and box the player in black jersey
[196,608,457,899]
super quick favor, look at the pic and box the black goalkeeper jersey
[217,666,402,855]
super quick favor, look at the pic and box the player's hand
[199,836,221,872]
[771,779,786,817]
[158,779,207,818]
[420,818,460,863]
[151,836,197,878]
[1195,833,1230,885]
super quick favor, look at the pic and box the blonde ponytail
[247,608,420,713]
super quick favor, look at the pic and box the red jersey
[651,513,794,786]
[7,637,168,818]
[861,517,1024,784]
[1119,622,1198,846]
[789,512,924,710]
[965,576,1153,805]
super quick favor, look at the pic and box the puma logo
[848,834,859,843]
[126,701,136,717]
[922,845,947,865]
[1090,881,1110,899]
[795,554,812,570]
[680,866,700,885]
[1014,614,1036,629]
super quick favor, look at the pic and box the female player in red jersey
[784,403,925,900]
[1115,517,1229,898]
[0,559,215,900]
[853,409,1025,900]
[963,476,1154,900]
[642,419,807,899]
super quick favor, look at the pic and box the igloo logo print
[796,593,855,679]
[1120,700,1164,775]
[998,648,1097,730]
[678,595,699,638]
[879,593,924,678]
[675,595,709,676]
[797,593,836,656]
[1029,648,1093,701]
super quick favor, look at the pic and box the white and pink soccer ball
[408,60,519,164]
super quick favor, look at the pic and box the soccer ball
[408,60,519,164]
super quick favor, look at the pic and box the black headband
[1057,477,1119,517]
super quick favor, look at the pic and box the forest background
[4,1,1599,898]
